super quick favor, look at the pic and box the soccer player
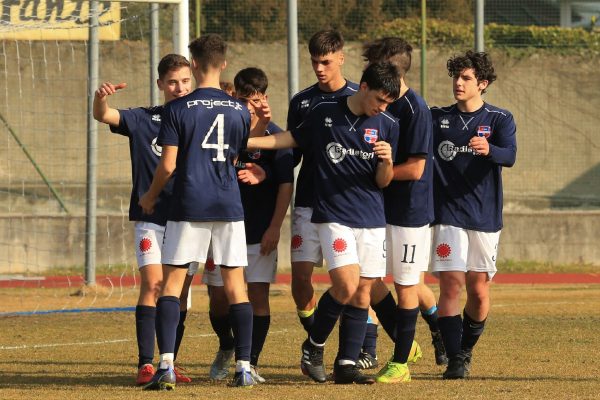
[202,67,294,384]
[287,30,359,335]
[430,50,516,379]
[92,54,194,386]
[360,37,447,383]
[139,34,258,389]
[248,62,401,385]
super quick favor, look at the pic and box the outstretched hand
[95,82,127,99]
[237,162,266,185]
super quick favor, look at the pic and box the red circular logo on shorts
[436,243,451,258]
[139,238,152,253]
[291,235,303,250]
[332,238,347,253]
[205,258,216,272]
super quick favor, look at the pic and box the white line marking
[0,329,289,351]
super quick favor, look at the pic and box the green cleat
[375,361,411,383]
[407,340,423,364]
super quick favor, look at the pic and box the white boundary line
[0,329,289,351]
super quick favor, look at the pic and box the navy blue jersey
[431,103,517,232]
[291,97,399,228]
[287,80,359,207]
[383,88,434,227]
[238,122,294,244]
[158,88,251,221]
[110,106,172,226]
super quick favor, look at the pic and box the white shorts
[386,224,432,285]
[431,224,500,280]
[202,244,277,286]
[318,223,386,278]
[161,220,248,268]
[290,207,323,265]
[135,222,165,268]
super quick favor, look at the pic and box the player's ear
[156,78,163,91]
[478,79,489,92]
[221,60,227,71]
[339,51,345,66]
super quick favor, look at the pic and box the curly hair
[447,50,497,93]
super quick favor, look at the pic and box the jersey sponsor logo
[186,98,244,111]
[324,117,332,127]
[437,140,478,161]
[152,114,161,122]
[151,137,162,157]
[363,128,378,144]
[291,235,303,250]
[440,118,450,129]
[477,125,491,138]
[205,257,216,272]
[436,243,452,259]
[332,238,348,253]
[139,237,152,253]
[326,142,375,164]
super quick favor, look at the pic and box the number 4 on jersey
[201,114,230,161]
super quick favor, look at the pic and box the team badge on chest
[363,128,378,144]
[477,126,491,138]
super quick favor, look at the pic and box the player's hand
[237,162,266,185]
[95,82,127,99]
[138,192,156,215]
[373,140,393,163]
[260,225,280,256]
[253,99,272,126]
[469,136,490,156]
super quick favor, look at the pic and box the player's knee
[331,282,358,304]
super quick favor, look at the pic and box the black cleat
[431,331,449,366]
[301,340,327,383]
[356,351,379,370]
[442,350,472,379]
[333,364,375,385]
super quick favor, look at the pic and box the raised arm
[373,140,394,188]
[92,82,127,126]
[247,131,298,150]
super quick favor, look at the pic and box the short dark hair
[308,30,344,57]
[219,81,235,96]
[188,34,227,72]
[233,67,268,97]
[447,50,497,93]
[157,54,190,80]
[360,62,401,99]
[362,37,412,76]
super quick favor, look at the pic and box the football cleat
[356,351,379,370]
[300,339,327,383]
[135,363,155,386]
[375,361,411,383]
[250,365,266,383]
[431,331,449,365]
[407,340,423,364]
[229,367,256,388]
[174,365,192,383]
[143,366,176,391]
[333,363,375,385]
[209,348,235,380]
[443,350,472,379]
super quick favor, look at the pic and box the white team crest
[441,118,449,129]
[438,140,457,161]
[301,99,310,108]
[326,142,345,164]
[324,117,332,127]
[151,137,162,157]
[152,114,161,122]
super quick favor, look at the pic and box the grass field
[1,283,599,399]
